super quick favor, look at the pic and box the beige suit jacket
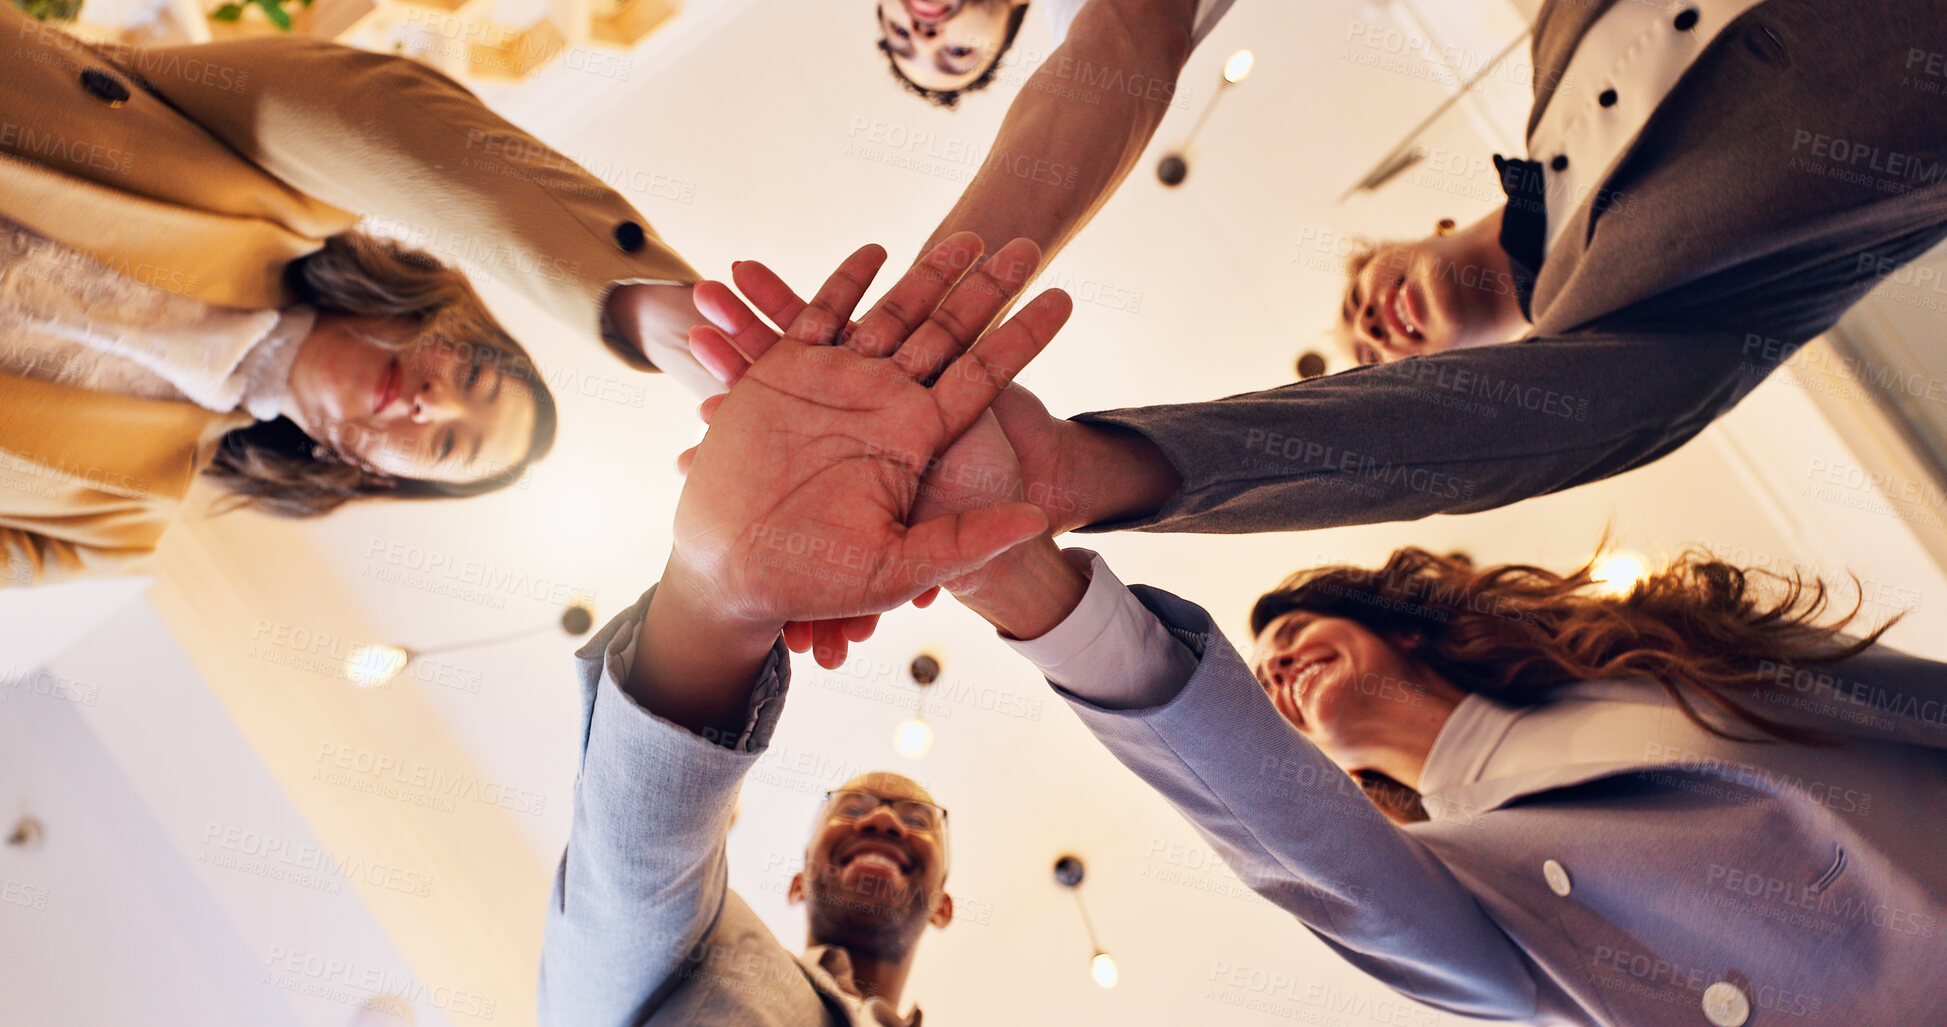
[0,5,699,585]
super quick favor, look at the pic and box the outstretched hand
[664,234,1073,646]
[685,249,1082,664]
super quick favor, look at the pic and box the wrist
[1067,420,1180,530]
[626,554,783,738]
[949,536,1089,641]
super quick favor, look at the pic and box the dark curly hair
[877,2,1030,109]
[1250,545,1898,823]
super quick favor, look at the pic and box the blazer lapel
[1527,0,1627,136]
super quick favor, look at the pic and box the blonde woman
[0,7,713,585]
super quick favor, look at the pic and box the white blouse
[0,215,313,420]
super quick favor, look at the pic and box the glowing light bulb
[1090,952,1119,989]
[346,645,410,688]
[1223,50,1254,84]
[1591,552,1648,596]
[894,717,933,759]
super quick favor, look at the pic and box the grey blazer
[537,590,910,1027]
[1077,0,1947,535]
[1062,584,1947,1026]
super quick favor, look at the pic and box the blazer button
[1701,982,1751,1026]
[1674,8,1700,30]
[1542,859,1572,896]
[81,69,131,107]
[1598,89,1618,107]
[1550,155,1569,172]
[613,221,646,253]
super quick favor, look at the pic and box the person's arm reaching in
[540,234,1070,1023]
[132,34,714,387]
[918,0,1198,264]
[954,544,1543,1018]
[761,324,1755,538]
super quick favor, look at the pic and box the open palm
[673,236,1073,629]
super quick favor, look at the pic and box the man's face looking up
[790,772,954,954]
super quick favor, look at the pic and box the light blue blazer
[1062,585,1947,1026]
[536,589,909,1026]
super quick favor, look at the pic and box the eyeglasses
[823,789,948,833]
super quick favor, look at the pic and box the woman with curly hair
[933,524,1947,1023]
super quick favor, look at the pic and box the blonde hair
[205,232,557,518]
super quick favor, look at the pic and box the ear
[786,871,806,906]
[928,891,954,930]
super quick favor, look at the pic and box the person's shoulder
[649,891,841,1023]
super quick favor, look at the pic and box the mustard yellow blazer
[0,5,697,585]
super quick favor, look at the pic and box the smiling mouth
[1285,654,1337,724]
[841,842,914,878]
[373,357,401,415]
[1379,280,1424,346]
[906,0,951,21]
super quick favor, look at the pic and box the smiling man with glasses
[535,232,1065,1026]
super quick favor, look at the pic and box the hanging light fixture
[343,603,597,688]
[1054,855,1118,988]
[1157,49,1255,187]
[894,654,940,759]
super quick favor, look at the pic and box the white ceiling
[7,0,1947,1025]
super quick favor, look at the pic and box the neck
[809,938,918,1008]
[1366,672,1469,791]
[1458,208,1530,337]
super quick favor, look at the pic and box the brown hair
[1249,546,1897,823]
[204,232,558,518]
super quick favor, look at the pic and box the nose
[409,381,464,424]
[855,807,908,838]
[916,22,938,37]
[1267,651,1301,690]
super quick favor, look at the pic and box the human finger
[893,237,1042,385]
[784,244,888,346]
[931,289,1073,440]
[845,231,983,358]
[689,324,752,386]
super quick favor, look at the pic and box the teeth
[1292,657,1329,700]
[1393,289,1419,338]
[850,853,903,874]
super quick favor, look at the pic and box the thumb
[893,502,1048,592]
[989,382,1052,438]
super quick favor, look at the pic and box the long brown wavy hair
[1249,546,1898,824]
[204,232,558,518]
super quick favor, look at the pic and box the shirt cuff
[599,278,728,399]
[1001,549,1197,710]
[586,585,788,755]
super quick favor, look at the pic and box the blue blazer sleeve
[1057,584,1539,1021]
[537,586,792,1026]
[1074,329,1762,533]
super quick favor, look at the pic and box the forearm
[142,37,697,352]
[918,0,1195,265]
[1058,419,1182,534]
[1059,585,1537,1018]
[952,542,1194,710]
[949,536,1091,640]
[1072,329,1760,534]
[541,588,785,1024]
[626,556,783,743]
